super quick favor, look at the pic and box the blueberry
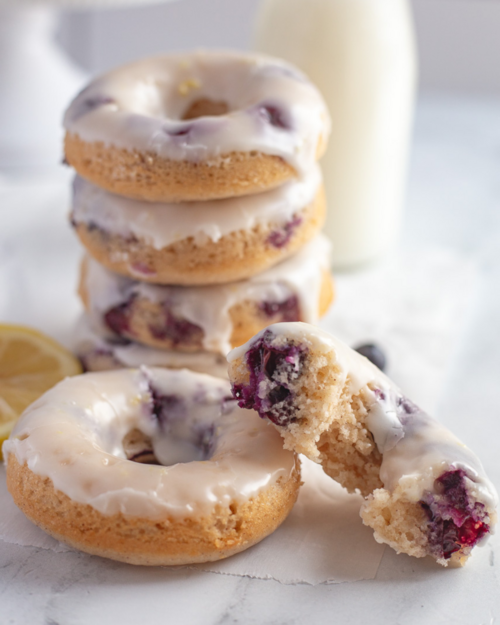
[149,308,203,346]
[70,94,115,122]
[259,296,300,322]
[256,103,291,130]
[165,124,192,137]
[267,216,302,248]
[149,387,185,426]
[104,300,134,336]
[420,469,490,560]
[354,343,387,371]
[231,331,306,427]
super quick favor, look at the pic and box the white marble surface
[1,96,500,623]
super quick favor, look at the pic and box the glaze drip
[421,470,490,560]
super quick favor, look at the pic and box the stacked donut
[63,50,333,375]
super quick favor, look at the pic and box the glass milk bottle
[255,0,417,268]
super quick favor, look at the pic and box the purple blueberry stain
[267,215,303,249]
[145,381,221,461]
[254,101,292,131]
[420,469,490,560]
[396,395,420,418]
[104,298,134,337]
[149,307,204,347]
[130,262,156,276]
[86,221,102,234]
[232,330,307,427]
[164,122,193,137]
[162,117,226,142]
[259,295,301,322]
[69,90,116,122]
[148,385,186,428]
[193,424,216,460]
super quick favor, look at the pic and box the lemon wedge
[0,324,82,457]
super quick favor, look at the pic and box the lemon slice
[0,324,82,457]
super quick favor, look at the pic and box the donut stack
[63,51,333,375]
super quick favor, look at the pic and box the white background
[58,0,500,95]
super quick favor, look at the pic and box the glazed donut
[4,367,300,565]
[78,234,334,354]
[63,51,330,202]
[74,314,229,377]
[70,166,325,285]
[228,322,498,566]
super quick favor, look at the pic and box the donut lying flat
[228,322,498,566]
[79,234,333,355]
[4,367,300,565]
[74,314,229,378]
[63,51,330,202]
[71,167,324,285]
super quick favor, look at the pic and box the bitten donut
[78,234,334,354]
[71,167,325,285]
[63,50,330,202]
[228,322,498,566]
[4,367,300,565]
[74,314,229,377]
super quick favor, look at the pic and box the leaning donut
[4,367,300,565]
[78,234,334,354]
[63,51,330,202]
[70,166,325,285]
[228,322,498,566]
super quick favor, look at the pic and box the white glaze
[71,165,321,250]
[74,314,229,378]
[3,368,295,520]
[82,234,332,354]
[63,50,330,176]
[380,401,498,510]
[229,322,498,511]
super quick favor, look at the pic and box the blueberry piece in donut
[164,123,193,137]
[259,295,300,322]
[255,102,292,131]
[228,322,498,566]
[3,368,300,565]
[66,87,116,123]
[232,329,306,427]
[155,309,203,345]
[267,215,303,249]
[104,298,134,336]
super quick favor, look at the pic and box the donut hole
[182,98,229,120]
[121,425,216,467]
[122,428,159,465]
[121,397,219,468]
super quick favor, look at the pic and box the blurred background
[58,0,500,95]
